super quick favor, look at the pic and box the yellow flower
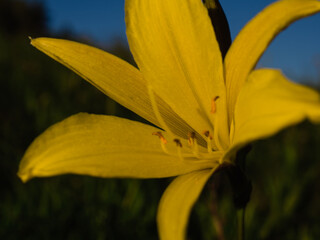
[18,0,320,239]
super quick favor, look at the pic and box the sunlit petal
[18,113,218,182]
[225,69,320,161]
[125,0,227,138]
[225,0,320,124]
[157,169,215,240]
[30,37,206,145]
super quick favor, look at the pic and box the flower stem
[237,208,245,240]
[208,180,225,240]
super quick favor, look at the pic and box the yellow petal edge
[225,0,320,124]
[225,69,320,161]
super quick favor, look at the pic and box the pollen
[152,132,167,144]
[211,96,220,114]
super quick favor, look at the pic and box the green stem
[208,181,225,240]
[237,208,245,240]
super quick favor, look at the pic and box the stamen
[211,96,220,114]
[173,139,184,160]
[187,132,196,146]
[203,130,213,153]
[152,132,168,153]
[203,130,211,138]
[173,139,182,148]
[152,132,167,144]
[187,132,200,158]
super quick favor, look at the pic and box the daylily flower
[18,0,320,239]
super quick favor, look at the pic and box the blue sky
[30,0,320,82]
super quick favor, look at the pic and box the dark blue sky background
[28,0,320,82]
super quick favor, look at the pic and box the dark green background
[1,1,320,239]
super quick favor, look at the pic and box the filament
[148,85,174,137]
[152,132,169,154]
[203,131,213,153]
[188,132,200,159]
[173,139,184,160]
[213,116,224,151]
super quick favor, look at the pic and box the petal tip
[18,156,34,183]
[17,170,30,183]
[30,37,38,47]
[30,37,50,48]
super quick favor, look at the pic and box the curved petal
[125,0,227,139]
[225,69,320,161]
[157,169,215,240]
[225,0,320,124]
[18,113,218,183]
[30,38,207,146]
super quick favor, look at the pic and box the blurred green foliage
[1,0,320,239]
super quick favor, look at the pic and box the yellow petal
[30,37,206,145]
[225,69,320,161]
[157,169,215,240]
[225,0,320,125]
[18,113,218,183]
[125,0,227,139]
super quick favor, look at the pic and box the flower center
[152,129,221,162]
[148,84,222,161]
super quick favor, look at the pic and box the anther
[173,139,184,160]
[173,139,182,148]
[152,132,168,153]
[211,96,220,114]
[187,132,200,158]
[188,132,196,146]
[203,130,212,139]
[203,130,213,153]
[152,132,167,144]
